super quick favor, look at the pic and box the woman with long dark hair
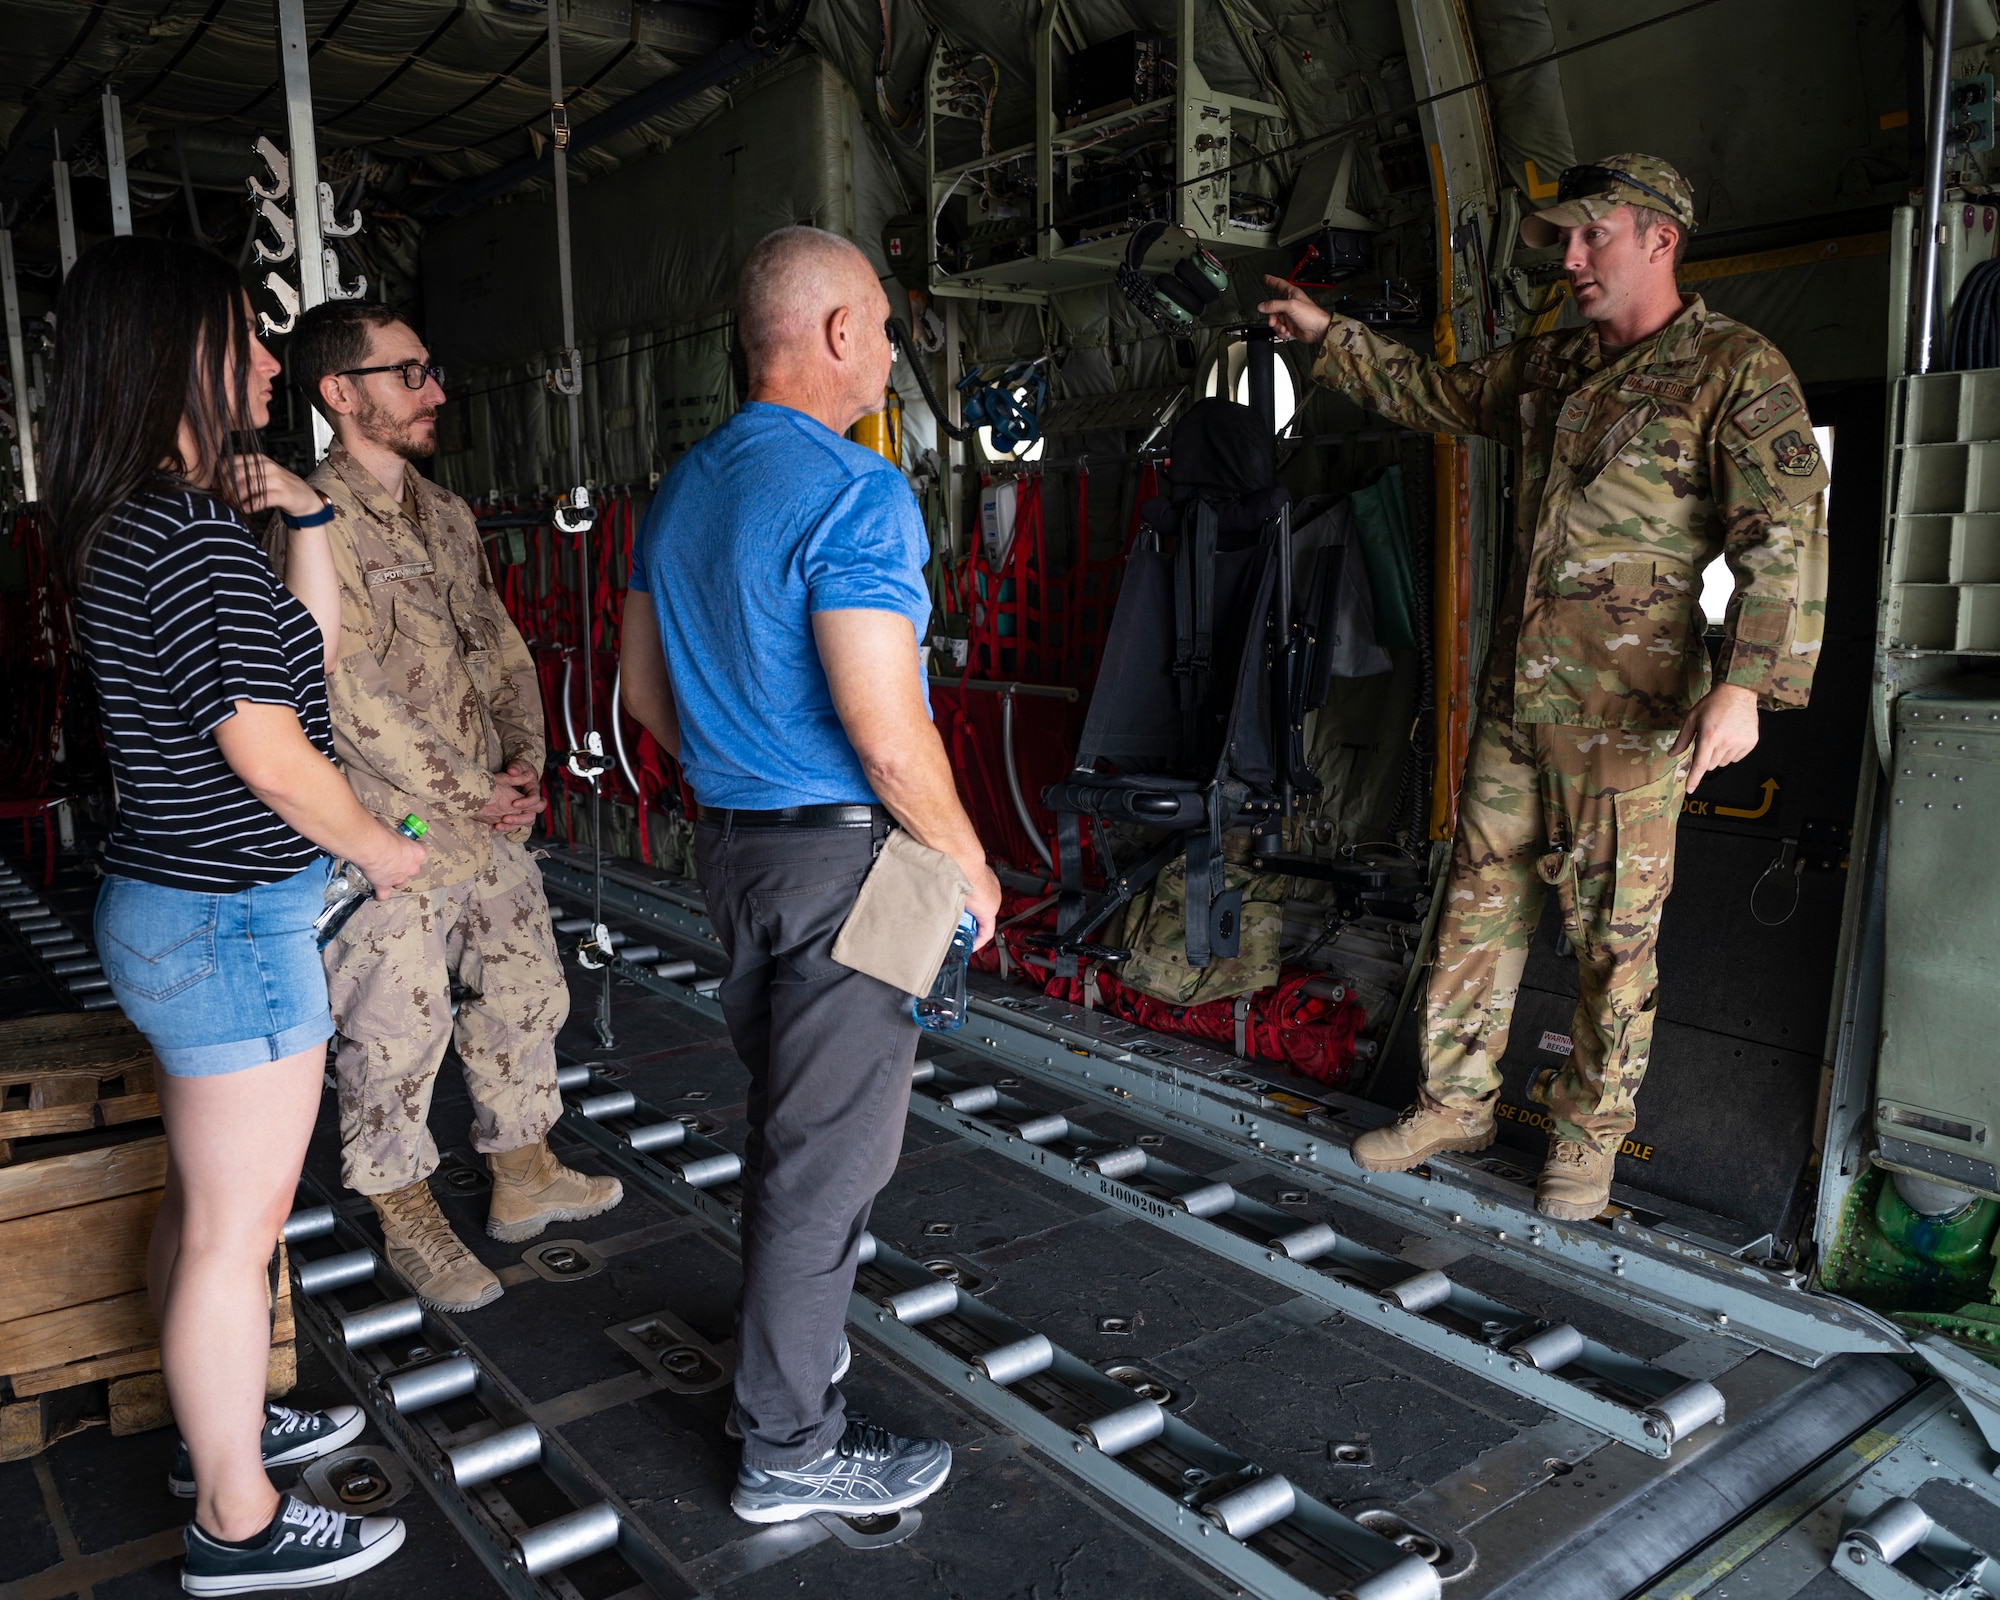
[45,237,423,1593]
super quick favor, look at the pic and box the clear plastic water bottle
[913,911,978,1032]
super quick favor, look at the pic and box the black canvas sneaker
[169,1404,366,1497]
[182,1494,404,1594]
[724,1335,850,1441]
[730,1419,951,1524]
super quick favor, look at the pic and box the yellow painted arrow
[1715,777,1780,820]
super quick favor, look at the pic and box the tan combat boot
[486,1140,623,1243]
[370,1180,504,1312]
[1536,1138,1616,1221]
[1351,1099,1497,1172]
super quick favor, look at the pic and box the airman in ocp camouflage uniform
[1263,155,1827,1220]
[286,301,620,1312]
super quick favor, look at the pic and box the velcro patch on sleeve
[1622,373,1699,403]
[1734,598,1791,644]
[1731,381,1803,441]
[1612,561,1657,586]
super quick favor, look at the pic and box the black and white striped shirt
[74,483,335,891]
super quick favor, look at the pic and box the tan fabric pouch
[831,829,973,996]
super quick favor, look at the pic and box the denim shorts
[96,859,335,1077]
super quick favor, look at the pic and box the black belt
[706,803,887,829]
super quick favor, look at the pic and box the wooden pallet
[0,1013,296,1459]
[0,1011,160,1163]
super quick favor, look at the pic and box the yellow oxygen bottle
[849,387,903,464]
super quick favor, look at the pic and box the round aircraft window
[1202,340,1298,433]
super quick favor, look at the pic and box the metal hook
[248,134,290,202]
[546,347,583,397]
[318,181,363,239]
[322,246,367,301]
[257,272,300,338]
[251,196,296,264]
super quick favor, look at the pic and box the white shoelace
[265,1405,317,1438]
[279,1498,347,1549]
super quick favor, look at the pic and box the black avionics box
[1063,32,1174,124]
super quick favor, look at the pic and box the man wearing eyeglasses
[281,302,620,1312]
[1260,154,1829,1222]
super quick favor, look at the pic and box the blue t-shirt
[630,402,931,809]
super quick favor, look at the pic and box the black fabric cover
[1165,398,1274,501]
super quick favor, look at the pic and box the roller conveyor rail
[279,1184,701,1600]
[905,1058,1723,1457]
[0,860,118,1010]
[553,1061,1449,1600]
[534,848,1906,1375]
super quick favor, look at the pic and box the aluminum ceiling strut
[533,849,1906,1374]
[901,1057,1722,1457]
[551,1062,1448,1600]
[280,1181,699,1600]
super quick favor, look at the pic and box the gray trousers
[693,816,918,1469]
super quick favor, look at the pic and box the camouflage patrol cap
[1520,154,1696,249]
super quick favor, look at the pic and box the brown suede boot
[486,1140,623,1243]
[1536,1138,1617,1221]
[370,1180,504,1312]
[1351,1099,1497,1173]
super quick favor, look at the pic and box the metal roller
[1273,1223,1339,1262]
[1174,1181,1237,1218]
[628,1121,688,1152]
[1009,1113,1069,1145]
[911,1060,937,1085]
[514,1500,622,1576]
[678,1151,743,1188]
[1077,1400,1165,1455]
[618,944,661,965]
[66,974,111,993]
[553,916,594,934]
[296,1249,377,1296]
[1382,1269,1452,1313]
[577,1089,637,1121]
[858,1232,878,1264]
[944,1084,1000,1113]
[383,1354,479,1414]
[281,1206,336,1243]
[48,956,98,973]
[1346,1551,1445,1600]
[1848,1498,1933,1563]
[1510,1324,1585,1372]
[1203,1474,1296,1539]
[654,959,698,981]
[975,1334,1054,1385]
[555,1064,594,1092]
[341,1298,425,1349]
[23,921,68,937]
[1642,1380,1726,1445]
[1085,1147,1149,1180]
[45,945,91,961]
[885,1278,960,1324]
[80,994,121,1011]
[450,1420,545,1487]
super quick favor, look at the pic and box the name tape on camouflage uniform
[1621,373,1700,403]
[1730,381,1802,440]
[365,561,437,587]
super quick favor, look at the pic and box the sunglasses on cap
[1555,164,1691,227]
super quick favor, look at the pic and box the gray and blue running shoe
[730,1419,951,1524]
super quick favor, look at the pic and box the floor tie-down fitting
[909,1059,1725,1458]
[558,1062,1451,1600]
[280,1193,699,1600]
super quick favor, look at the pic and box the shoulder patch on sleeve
[1731,381,1803,441]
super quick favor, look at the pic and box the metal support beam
[51,136,78,277]
[1916,0,1957,374]
[277,0,331,457]
[1,230,36,502]
[100,87,131,237]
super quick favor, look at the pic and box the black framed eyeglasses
[338,361,445,391]
[1555,164,1687,223]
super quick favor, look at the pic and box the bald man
[620,225,999,1524]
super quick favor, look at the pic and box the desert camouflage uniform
[301,446,566,1194]
[1309,294,1828,1148]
